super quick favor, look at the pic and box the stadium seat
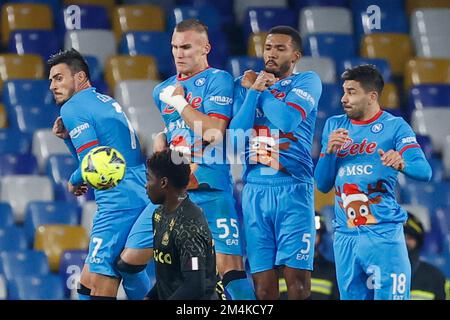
[435,206,450,240]
[0,275,6,299]
[444,135,450,179]
[361,33,413,76]
[315,83,343,142]
[105,56,159,92]
[1,4,53,46]
[303,34,356,66]
[234,0,288,24]
[379,83,400,109]
[411,108,450,153]
[243,7,296,40]
[59,4,110,32]
[0,54,44,92]
[400,181,450,212]
[0,203,14,228]
[429,157,445,183]
[2,79,54,111]
[59,249,88,299]
[351,0,408,42]
[401,204,431,232]
[113,5,165,41]
[119,31,174,78]
[208,31,230,70]
[114,79,160,110]
[8,30,61,61]
[45,154,77,201]
[10,104,58,135]
[416,134,435,159]
[404,58,450,90]
[291,0,348,11]
[24,201,80,247]
[7,0,61,16]
[168,5,222,33]
[65,30,116,69]
[406,0,450,16]
[408,84,450,120]
[226,56,265,79]
[0,175,54,223]
[339,58,392,82]
[0,226,27,251]
[7,274,65,300]
[0,104,6,128]
[63,0,116,18]
[32,129,70,173]
[299,7,353,37]
[294,57,336,84]
[0,250,50,281]
[34,225,89,272]
[176,0,232,25]
[81,201,97,234]
[0,154,39,177]
[247,32,267,58]
[0,128,31,155]
[315,187,335,212]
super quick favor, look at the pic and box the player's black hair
[341,64,384,95]
[404,212,425,249]
[147,150,191,190]
[46,48,91,80]
[175,18,209,36]
[268,25,302,53]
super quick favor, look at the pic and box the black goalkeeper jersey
[152,196,217,299]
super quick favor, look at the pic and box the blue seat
[0,154,38,177]
[208,31,230,70]
[0,250,50,281]
[177,0,234,25]
[315,84,343,142]
[119,31,174,78]
[58,249,87,298]
[0,227,27,251]
[243,7,296,40]
[338,57,392,82]
[350,0,408,42]
[10,105,58,134]
[291,0,349,11]
[2,80,55,114]
[0,129,31,155]
[0,203,14,228]
[84,56,103,83]
[429,157,445,183]
[435,207,450,240]
[303,34,356,66]
[24,201,80,246]
[400,181,450,212]
[415,135,434,159]
[407,84,450,120]
[8,30,61,61]
[7,274,65,300]
[226,56,265,78]
[167,5,222,33]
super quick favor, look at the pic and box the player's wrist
[171,95,189,114]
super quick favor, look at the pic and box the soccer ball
[81,146,126,190]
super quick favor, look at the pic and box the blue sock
[77,284,91,300]
[120,269,151,300]
[223,270,256,300]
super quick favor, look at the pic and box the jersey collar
[177,66,211,81]
[351,110,384,125]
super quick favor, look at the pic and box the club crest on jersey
[337,138,377,158]
[162,91,202,114]
[371,123,384,133]
[195,77,206,87]
[280,79,292,86]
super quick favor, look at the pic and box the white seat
[32,129,70,173]
[114,80,160,109]
[65,30,116,69]
[294,57,336,83]
[401,204,431,232]
[443,135,450,179]
[234,0,287,24]
[0,175,53,223]
[81,201,97,234]
[411,108,450,153]
[299,7,353,37]
[0,275,6,300]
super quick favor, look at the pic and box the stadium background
[0,0,449,300]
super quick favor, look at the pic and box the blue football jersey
[319,110,423,230]
[152,67,234,191]
[60,87,149,211]
[233,71,322,183]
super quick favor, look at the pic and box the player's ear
[292,50,301,64]
[203,42,211,56]
[160,177,168,189]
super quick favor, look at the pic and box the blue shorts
[333,223,411,300]
[242,176,315,274]
[125,202,157,249]
[189,189,243,256]
[85,206,146,277]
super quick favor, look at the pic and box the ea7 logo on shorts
[371,123,383,133]
[195,77,206,87]
[291,88,315,105]
[209,96,233,106]
[69,123,90,139]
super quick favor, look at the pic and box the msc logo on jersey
[195,77,206,87]
[69,123,90,139]
[371,123,384,133]
[280,79,292,87]
[338,165,373,177]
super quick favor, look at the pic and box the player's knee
[115,257,147,274]
[255,285,279,300]
[288,277,311,299]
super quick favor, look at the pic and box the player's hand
[241,70,258,88]
[68,181,89,196]
[159,84,189,114]
[326,128,349,154]
[251,71,278,92]
[378,149,405,171]
[53,116,69,139]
